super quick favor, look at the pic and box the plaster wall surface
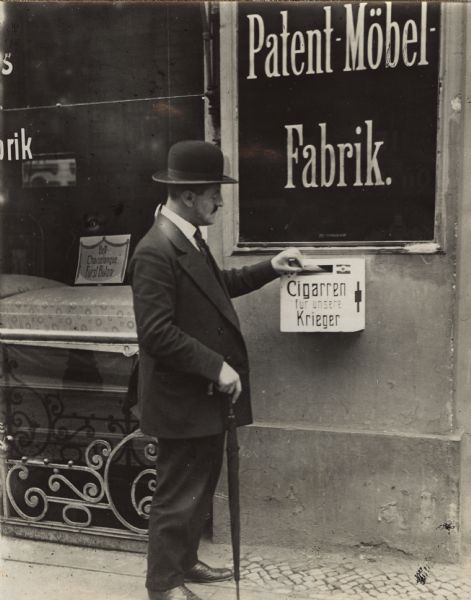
[214,426,460,562]
[209,178,458,559]
[224,253,455,437]
[210,248,459,559]
[455,1,471,556]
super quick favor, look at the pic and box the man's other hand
[217,361,242,403]
[271,248,304,275]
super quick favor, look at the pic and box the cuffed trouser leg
[146,433,225,592]
[181,434,225,572]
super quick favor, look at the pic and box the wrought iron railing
[1,424,157,536]
[0,343,156,540]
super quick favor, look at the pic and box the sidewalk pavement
[1,536,471,600]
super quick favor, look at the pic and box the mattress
[0,284,137,338]
[0,274,65,299]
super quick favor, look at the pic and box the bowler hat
[152,140,237,184]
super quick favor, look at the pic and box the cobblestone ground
[3,537,471,600]
[223,548,471,599]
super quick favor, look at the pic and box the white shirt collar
[156,204,199,250]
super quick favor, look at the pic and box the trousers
[146,433,226,592]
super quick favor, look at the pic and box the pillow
[0,274,67,299]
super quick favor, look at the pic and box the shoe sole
[184,574,234,584]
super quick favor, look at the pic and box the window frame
[218,1,452,257]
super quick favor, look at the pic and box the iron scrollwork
[2,345,137,462]
[2,426,158,536]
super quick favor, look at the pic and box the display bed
[0,282,156,549]
[0,283,137,345]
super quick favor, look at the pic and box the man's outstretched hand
[271,248,305,275]
[215,249,304,403]
[217,361,242,403]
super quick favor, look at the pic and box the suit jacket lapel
[155,214,241,331]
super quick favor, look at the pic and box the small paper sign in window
[75,235,130,285]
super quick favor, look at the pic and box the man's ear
[181,189,195,208]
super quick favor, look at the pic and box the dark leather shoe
[185,560,233,583]
[148,584,202,600]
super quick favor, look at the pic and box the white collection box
[280,258,365,332]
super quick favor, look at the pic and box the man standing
[129,140,303,600]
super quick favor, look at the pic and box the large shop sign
[237,2,441,245]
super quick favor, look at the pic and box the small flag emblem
[336,264,351,274]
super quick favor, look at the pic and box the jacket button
[217,327,224,335]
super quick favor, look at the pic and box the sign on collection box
[280,258,365,332]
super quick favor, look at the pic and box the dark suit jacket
[128,213,277,438]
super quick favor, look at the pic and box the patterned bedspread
[0,285,136,336]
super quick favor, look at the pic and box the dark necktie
[194,228,232,301]
[194,227,213,268]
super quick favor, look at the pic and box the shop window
[219,2,443,252]
[1,2,205,283]
[0,1,211,545]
